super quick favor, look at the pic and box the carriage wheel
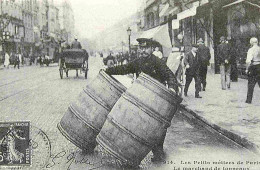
[59,69,63,79]
[84,61,88,79]
[76,69,78,77]
[85,69,88,79]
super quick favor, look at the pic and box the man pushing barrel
[105,38,180,163]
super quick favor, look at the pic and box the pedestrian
[217,36,231,90]
[184,44,202,98]
[130,50,137,62]
[245,37,260,104]
[4,52,10,68]
[153,46,163,59]
[39,54,43,66]
[106,52,116,68]
[123,51,130,65]
[197,38,211,91]
[119,52,123,65]
[229,38,238,82]
[14,52,20,69]
[18,51,22,66]
[105,39,179,163]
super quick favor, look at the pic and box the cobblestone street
[0,57,258,170]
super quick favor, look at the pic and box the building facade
[0,0,75,62]
[0,0,24,54]
[57,0,75,45]
[140,0,260,73]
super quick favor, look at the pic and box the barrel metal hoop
[69,105,100,133]
[107,116,154,147]
[96,135,132,165]
[57,123,94,151]
[122,93,171,128]
[99,70,127,93]
[138,73,183,104]
[83,88,111,111]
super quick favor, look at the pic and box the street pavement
[0,58,258,170]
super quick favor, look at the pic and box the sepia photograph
[0,0,260,169]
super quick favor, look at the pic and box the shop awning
[223,0,245,8]
[177,1,199,20]
[138,24,172,48]
[223,0,260,8]
[159,3,170,17]
[169,7,179,15]
[172,19,180,30]
[177,0,209,20]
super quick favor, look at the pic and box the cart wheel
[76,69,78,77]
[59,69,63,79]
[85,69,88,79]
[66,70,68,77]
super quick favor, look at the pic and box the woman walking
[4,52,10,68]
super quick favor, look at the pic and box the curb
[177,104,259,154]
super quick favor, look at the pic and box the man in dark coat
[229,38,238,82]
[197,38,211,91]
[105,52,116,68]
[217,36,231,90]
[105,39,179,163]
[184,44,202,98]
[71,36,82,49]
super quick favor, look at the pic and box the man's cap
[75,36,78,40]
[197,38,204,44]
[192,44,199,48]
[137,38,161,48]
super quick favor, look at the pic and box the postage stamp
[0,121,31,166]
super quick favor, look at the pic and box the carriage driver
[71,36,82,49]
[105,38,180,163]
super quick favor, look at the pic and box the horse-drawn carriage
[59,49,89,79]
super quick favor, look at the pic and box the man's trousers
[152,129,167,157]
[199,65,208,90]
[220,64,231,89]
[184,74,200,96]
[246,64,260,103]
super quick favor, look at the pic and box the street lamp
[127,27,131,54]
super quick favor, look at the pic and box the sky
[65,0,143,39]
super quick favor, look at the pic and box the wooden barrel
[96,72,182,166]
[58,70,126,152]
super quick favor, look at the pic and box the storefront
[226,1,260,63]
[211,0,260,74]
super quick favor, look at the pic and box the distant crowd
[101,51,138,67]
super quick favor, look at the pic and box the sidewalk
[180,71,260,153]
[0,63,58,70]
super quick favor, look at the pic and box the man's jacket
[217,43,231,64]
[105,54,178,91]
[71,40,82,49]
[197,45,211,66]
[184,51,200,76]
